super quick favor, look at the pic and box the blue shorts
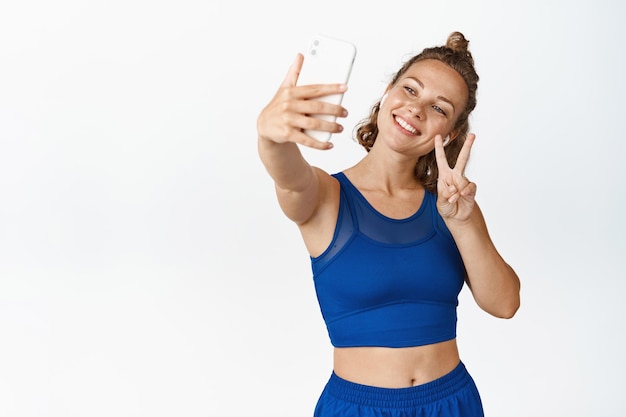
[314,362,484,416]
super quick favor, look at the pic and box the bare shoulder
[313,166,340,196]
[310,166,341,215]
[298,167,342,257]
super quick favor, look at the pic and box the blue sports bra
[311,172,466,348]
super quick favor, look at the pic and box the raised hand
[434,133,478,222]
[256,54,348,151]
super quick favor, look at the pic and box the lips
[394,115,420,135]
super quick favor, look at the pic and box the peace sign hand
[434,133,478,223]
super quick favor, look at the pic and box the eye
[432,105,447,116]
[403,86,416,96]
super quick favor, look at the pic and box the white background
[1,0,625,416]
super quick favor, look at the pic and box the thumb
[281,53,304,88]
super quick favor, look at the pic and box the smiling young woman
[364,58,468,176]
[257,31,520,417]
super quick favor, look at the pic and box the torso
[299,168,461,389]
[333,340,460,388]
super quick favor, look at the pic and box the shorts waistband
[325,361,472,408]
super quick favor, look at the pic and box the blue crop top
[311,172,466,348]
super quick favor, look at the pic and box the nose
[407,100,425,119]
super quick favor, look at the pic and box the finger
[433,134,450,172]
[291,129,335,151]
[281,113,341,150]
[295,83,348,101]
[288,97,348,119]
[441,185,458,201]
[460,181,477,198]
[454,133,476,174]
[302,118,345,137]
[281,53,304,88]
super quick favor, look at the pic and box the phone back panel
[297,35,357,141]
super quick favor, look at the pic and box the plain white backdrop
[1,0,625,416]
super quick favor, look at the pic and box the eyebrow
[407,76,456,113]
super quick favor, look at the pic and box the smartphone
[296,34,357,142]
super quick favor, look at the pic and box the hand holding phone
[296,35,357,142]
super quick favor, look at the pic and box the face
[376,59,468,156]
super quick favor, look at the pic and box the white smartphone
[296,34,357,142]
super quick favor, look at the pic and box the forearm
[257,136,315,192]
[446,207,521,318]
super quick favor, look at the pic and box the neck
[350,149,422,194]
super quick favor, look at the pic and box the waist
[333,339,460,388]
[324,300,458,348]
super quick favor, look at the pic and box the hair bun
[446,31,473,65]
[446,31,470,54]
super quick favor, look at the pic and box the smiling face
[376,59,468,157]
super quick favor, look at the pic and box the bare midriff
[332,339,460,388]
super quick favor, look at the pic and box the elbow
[475,289,520,319]
[489,296,520,319]
[490,269,521,319]
[496,301,520,319]
[470,266,521,319]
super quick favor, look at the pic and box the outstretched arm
[257,54,347,224]
[434,134,521,318]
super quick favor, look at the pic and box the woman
[257,32,520,416]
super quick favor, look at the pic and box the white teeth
[395,116,417,134]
